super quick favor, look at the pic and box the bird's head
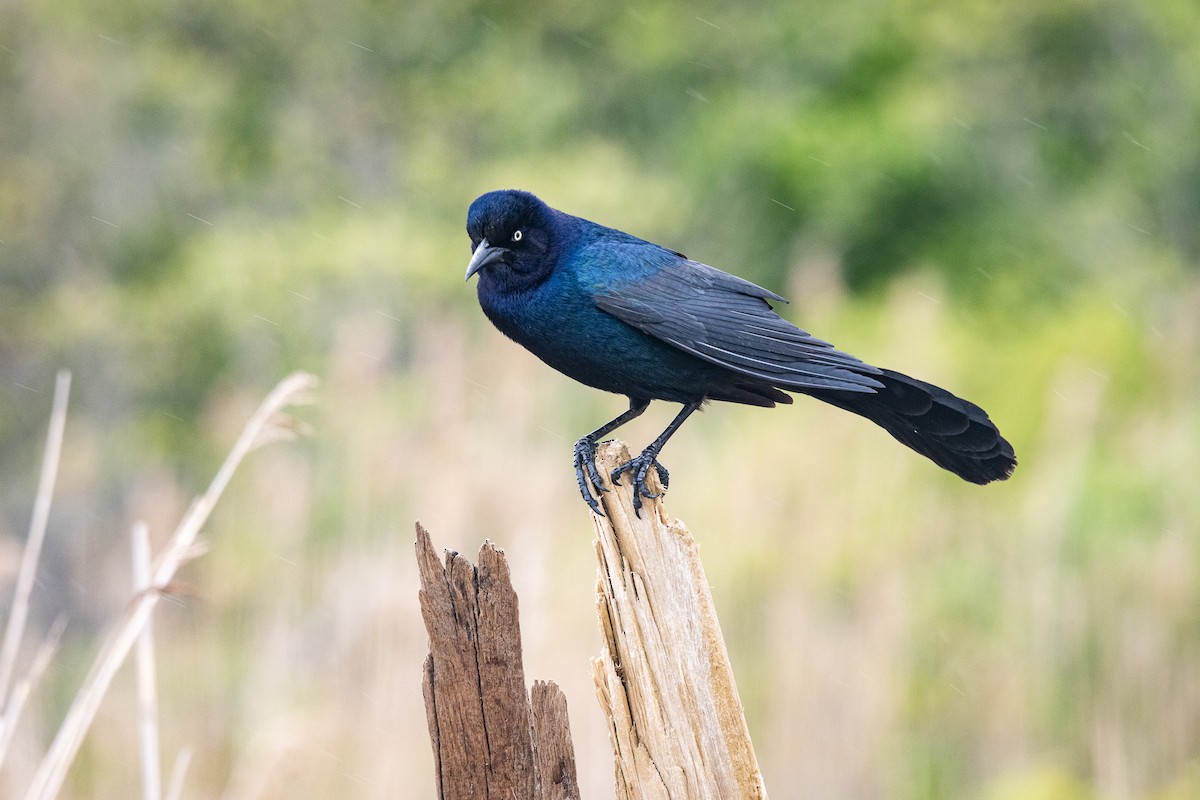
[465,190,556,290]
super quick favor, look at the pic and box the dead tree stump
[416,523,580,800]
[590,441,769,800]
[417,437,767,798]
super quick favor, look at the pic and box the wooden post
[590,441,769,800]
[417,437,766,798]
[416,524,581,800]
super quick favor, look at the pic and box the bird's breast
[476,274,721,402]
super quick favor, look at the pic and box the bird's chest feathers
[481,276,591,354]
[477,274,642,387]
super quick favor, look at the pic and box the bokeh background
[3,0,1199,797]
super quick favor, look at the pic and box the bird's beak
[465,239,506,281]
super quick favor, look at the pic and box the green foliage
[1,0,1199,796]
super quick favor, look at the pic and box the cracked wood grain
[417,523,580,800]
[590,441,769,800]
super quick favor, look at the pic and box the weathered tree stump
[416,523,580,800]
[590,441,768,800]
[417,438,766,799]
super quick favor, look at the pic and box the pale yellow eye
[512,229,523,242]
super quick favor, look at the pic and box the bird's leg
[574,398,651,515]
[612,401,702,516]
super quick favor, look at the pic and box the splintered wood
[417,440,766,799]
[590,441,769,800]
[416,523,580,800]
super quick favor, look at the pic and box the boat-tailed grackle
[465,189,1016,515]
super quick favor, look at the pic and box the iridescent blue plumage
[465,189,1015,513]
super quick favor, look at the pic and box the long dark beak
[465,239,506,281]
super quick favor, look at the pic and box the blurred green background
[2,0,1199,797]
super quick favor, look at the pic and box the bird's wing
[592,250,884,393]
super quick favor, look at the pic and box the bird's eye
[512,230,523,243]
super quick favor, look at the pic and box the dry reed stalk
[0,371,71,776]
[164,745,193,800]
[0,371,71,707]
[0,618,67,766]
[21,372,317,800]
[132,521,162,800]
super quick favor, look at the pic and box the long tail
[807,369,1016,484]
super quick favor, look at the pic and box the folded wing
[594,256,883,394]
[588,244,1016,483]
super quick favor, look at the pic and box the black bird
[465,189,1016,514]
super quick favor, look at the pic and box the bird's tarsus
[573,437,607,515]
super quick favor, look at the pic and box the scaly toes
[573,439,607,515]
[610,452,669,517]
[609,459,634,486]
[574,464,602,515]
[654,461,669,490]
[586,456,608,496]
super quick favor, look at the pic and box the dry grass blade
[151,372,317,590]
[0,618,68,768]
[132,522,161,800]
[21,372,318,800]
[0,371,71,708]
[164,746,193,800]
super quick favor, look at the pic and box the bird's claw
[611,451,670,516]
[573,437,608,515]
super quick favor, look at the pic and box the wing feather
[593,254,883,394]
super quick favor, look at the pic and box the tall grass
[1,373,316,799]
[1,280,1198,798]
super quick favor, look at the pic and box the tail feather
[808,369,1016,484]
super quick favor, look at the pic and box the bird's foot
[573,436,608,515]
[611,449,670,517]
